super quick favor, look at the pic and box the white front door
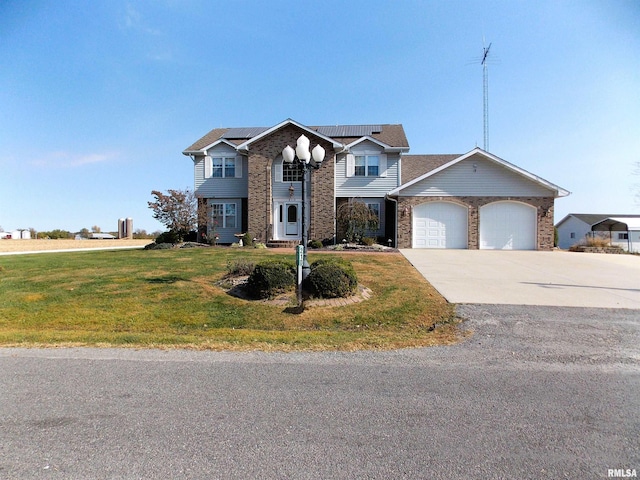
[274,201,301,240]
[285,203,299,236]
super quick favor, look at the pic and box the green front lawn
[0,248,459,350]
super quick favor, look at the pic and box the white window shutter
[235,155,243,178]
[379,154,387,177]
[346,154,355,177]
[275,159,282,183]
[204,156,212,178]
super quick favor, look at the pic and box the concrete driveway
[401,249,640,308]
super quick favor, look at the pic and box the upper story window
[212,157,235,178]
[205,155,242,179]
[355,155,379,177]
[346,153,386,178]
[282,162,303,182]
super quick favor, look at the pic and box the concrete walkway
[401,249,640,309]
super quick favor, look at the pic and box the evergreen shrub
[306,258,358,298]
[246,260,296,299]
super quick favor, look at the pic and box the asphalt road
[1,305,639,479]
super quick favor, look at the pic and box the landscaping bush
[144,242,174,250]
[361,236,375,246]
[246,260,296,299]
[309,239,323,249]
[241,232,254,247]
[306,258,358,299]
[226,260,256,276]
[155,231,180,244]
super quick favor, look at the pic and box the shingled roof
[183,122,409,153]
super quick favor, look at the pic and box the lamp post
[282,134,325,293]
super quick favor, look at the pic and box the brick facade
[246,124,336,243]
[396,196,555,250]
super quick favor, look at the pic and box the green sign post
[295,245,303,304]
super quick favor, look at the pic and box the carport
[591,217,640,253]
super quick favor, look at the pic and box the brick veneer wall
[247,124,336,242]
[396,196,555,250]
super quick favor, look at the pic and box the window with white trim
[355,155,379,177]
[212,157,236,178]
[211,203,236,229]
[618,233,629,240]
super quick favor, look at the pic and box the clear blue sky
[1,0,639,233]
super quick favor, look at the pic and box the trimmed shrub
[306,258,358,298]
[309,239,323,249]
[246,260,296,299]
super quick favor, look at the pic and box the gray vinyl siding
[194,154,248,198]
[400,154,553,197]
[335,141,400,197]
[272,159,303,201]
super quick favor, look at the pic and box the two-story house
[183,119,569,249]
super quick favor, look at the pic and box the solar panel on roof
[316,125,382,137]
[221,127,269,139]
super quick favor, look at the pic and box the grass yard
[0,247,459,351]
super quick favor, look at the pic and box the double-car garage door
[413,201,537,250]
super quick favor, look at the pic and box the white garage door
[480,201,537,250]
[413,202,468,248]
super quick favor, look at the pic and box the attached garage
[413,202,468,248]
[479,201,537,250]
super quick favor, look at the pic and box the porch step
[266,240,300,248]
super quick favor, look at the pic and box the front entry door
[285,203,299,236]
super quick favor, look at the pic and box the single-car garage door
[413,202,468,248]
[480,201,536,250]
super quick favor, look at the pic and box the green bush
[242,232,254,247]
[155,231,180,244]
[246,260,296,299]
[306,258,358,299]
[309,239,323,249]
[144,243,174,250]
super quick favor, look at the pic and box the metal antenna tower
[481,41,492,151]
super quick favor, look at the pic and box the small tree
[148,188,199,241]
[337,199,379,243]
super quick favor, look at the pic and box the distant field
[0,239,152,253]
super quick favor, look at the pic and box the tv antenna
[481,41,491,151]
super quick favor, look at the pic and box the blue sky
[1,0,639,233]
